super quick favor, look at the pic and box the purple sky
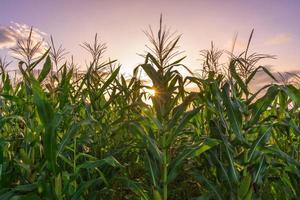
[0,0,299,76]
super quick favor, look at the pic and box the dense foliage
[0,19,300,200]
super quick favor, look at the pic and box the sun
[143,87,156,105]
[148,88,156,97]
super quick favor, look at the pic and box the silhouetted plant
[81,33,107,68]
[48,35,68,71]
[11,27,44,67]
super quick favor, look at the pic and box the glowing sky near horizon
[0,0,300,76]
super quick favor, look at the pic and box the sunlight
[143,87,156,105]
[148,88,156,97]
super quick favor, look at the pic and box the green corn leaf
[76,156,122,171]
[71,178,100,200]
[116,178,150,200]
[210,121,239,183]
[145,53,161,69]
[172,107,200,137]
[99,66,120,94]
[31,79,58,174]
[221,83,244,142]
[38,56,52,82]
[238,175,252,200]
[194,138,220,156]
[153,189,162,200]
[229,60,248,94]
[261,146,300,168]
[0,190,14,200]
[248,126,272,162]
[192,171,223,200]
[248,85,279,127]
[253,156,265,183]
[145,151,158,188]
[140,63,161,86]
[30,49,50,70]
[283,84,300,107]
[130,122,162,163]
[246,66,277,84]
[58,123,80,154]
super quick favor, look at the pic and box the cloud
[266,33,292,45]
[0,22,47,49]
[0,29,15,48]
[249,67,300,92]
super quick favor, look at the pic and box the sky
[0,0,300,79]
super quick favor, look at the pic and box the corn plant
[0,16,299,200]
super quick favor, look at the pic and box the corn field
[0,18,300,200]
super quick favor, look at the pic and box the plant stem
[163,149,167,200]
[162,133,168,200]
[73,137,77,190]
